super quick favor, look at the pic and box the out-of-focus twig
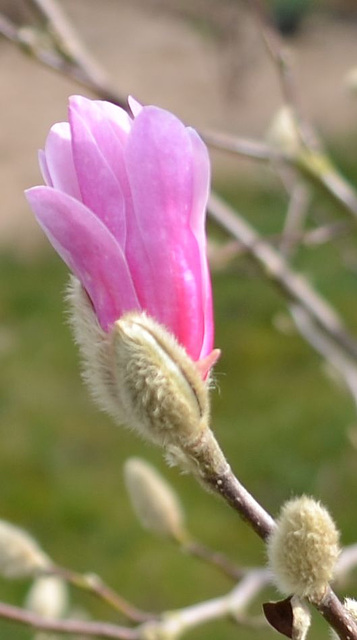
[0,601,138,639]
[279,183,310,258]
[138,569,271,638]
[202,129,283,162]
[209,192,357,363]
[245,0,319,152]
[181,539,245,582]
[45,565,155,624]
[291,305,357,408]
[0,9,126,108]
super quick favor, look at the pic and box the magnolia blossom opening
[25,96,215,368]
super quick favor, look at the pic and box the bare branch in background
[44,565,155,624]
[279,182,311,258]
[0,601,139,639]
[291,305,357,408]
[209,192,357,363]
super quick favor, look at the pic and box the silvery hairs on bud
[67,278,227,477]
[124,457,186,541]
[267,496,340,602]
[0,519,50,579]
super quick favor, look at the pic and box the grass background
[1,144,357,638]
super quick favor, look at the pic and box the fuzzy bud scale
[267,496,340,601]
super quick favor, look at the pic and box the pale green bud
[124,458,186,541]
[25,575,68,619]
[266,106,300,158]
[267,496,340,602]
[0,519,50,578]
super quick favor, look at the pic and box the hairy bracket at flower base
[25,95,223,472]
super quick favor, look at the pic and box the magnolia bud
[25,575,68,619]
[0,520,50,579]
[124,458,186,541]
[68,278,228,479]
[68,279,217,460]
[267,496,340,602]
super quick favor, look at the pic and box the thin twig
[279,183,310,258]
[0,601,138,639]
[245,0,319,152]
[0,11,126,108]
[138,569,272,638]
[25,0,121,100]
[46,565,155,623]
[202,129,283,162]
[182,539,245,582]
[291,305,357,408]
[208,192,357,363]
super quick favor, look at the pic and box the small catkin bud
[266,106,301,158]
[267,496,340,602]
[0,520,50,578]
[124,458,186,541]
[25,575,68,619]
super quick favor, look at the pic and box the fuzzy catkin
[124,458,186,540]
[25,575,68,619]
[267,496,340,601]
[0,520,50,578]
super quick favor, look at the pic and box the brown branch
[315,588,357,640]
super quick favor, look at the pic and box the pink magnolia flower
[25,96,216,371]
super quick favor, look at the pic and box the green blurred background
[1,0,357,638]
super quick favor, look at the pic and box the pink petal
[25,186,140,330]
[124,106,207,360]
[38,150,53,187]
[43,123,81,199]
[187,128,214,358]
[196,349,221,380]
[68,96,130,244]
[128,96,143,118]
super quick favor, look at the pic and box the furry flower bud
[267,496,340,602]
[124,458,186,540]
[0,520,50,579]
[68,279,213,465]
